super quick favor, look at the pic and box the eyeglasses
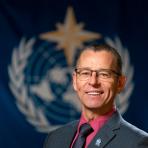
[75,68,121,81]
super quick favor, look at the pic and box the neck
[82,106,116,122]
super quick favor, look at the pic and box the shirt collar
[78,107,116,132]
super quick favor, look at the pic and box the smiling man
[44,44,148,148]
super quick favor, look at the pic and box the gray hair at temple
[75,44,122,75]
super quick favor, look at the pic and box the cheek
[73,79,81,92]
[75,82,85,92]
[73,79,87,94]
[104,81,118,95]
[108,82,119,96]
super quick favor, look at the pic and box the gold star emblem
[40,7,102,65]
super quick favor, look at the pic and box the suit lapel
[88,111,121,148]
[63,121,79,147]
[88,124,116,148]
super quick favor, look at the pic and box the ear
[72,71,77,91]
[117,75,126,93]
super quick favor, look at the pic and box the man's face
[73,49,126,114]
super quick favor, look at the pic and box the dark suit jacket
[44,111,148,148]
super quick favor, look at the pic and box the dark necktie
[72,123,93,148]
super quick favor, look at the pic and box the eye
[99,72,111,78]
[80,70,91,76]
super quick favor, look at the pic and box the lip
[85,90,104,95]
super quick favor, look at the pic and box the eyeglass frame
[74,68,121,81]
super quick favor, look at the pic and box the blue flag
[0,1,148,148]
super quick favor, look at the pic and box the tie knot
[72,123,93,148]
[79,123,93,137]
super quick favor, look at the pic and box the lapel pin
[95,138,101,147]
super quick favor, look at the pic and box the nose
[88,72,100,86]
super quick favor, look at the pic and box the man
[44,44,148,148]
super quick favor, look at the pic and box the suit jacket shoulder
[44,120,78,148]
[121,118,148,137]
[118,117,148,148]
[88,111,148,148]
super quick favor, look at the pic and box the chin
[84,102,103,110]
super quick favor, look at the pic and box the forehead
[77,49,117,69]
